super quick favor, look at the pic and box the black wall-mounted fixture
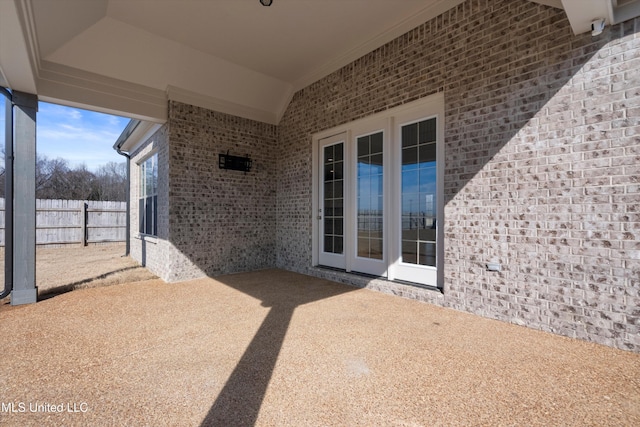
[260,0,272,6]
[219,151,252,173]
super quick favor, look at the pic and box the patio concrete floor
[0,269,638,426]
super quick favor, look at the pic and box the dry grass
[0,244,156,310]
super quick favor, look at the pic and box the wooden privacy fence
[0,198,126,247]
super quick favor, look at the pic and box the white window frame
[138,151,158,237]
[312,92,444,288]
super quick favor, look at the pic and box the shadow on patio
[0,269,638,426]
[199,269,355,426]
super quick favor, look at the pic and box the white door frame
[312,92,444,288]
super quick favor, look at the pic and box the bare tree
[0,152,126,201]
[93,161,127,201]
[36,156,70,198]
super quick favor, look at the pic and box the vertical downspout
[122,153,131,256]
[1,88,12,299]
[114,119,140,257]
[114,147,130,256]
[125,155,130,256]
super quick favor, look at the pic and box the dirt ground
[0,244,157,310]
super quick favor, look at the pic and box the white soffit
[32,0,106,59]
[104,0,466,89]
[294,0,466,91]
[45,16,292,124]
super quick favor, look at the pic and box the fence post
[81,201,88,246]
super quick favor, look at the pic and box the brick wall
[276,0,640,351]
[130,102,279,281]
[167,101,278,277]
[129,124,173,280]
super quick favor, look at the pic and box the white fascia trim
[292,0,465,92]
[167,85,279,125]
[17,0,41,71]
[118,121,163,155]
[0,0,38,93]
[37,60,167,122]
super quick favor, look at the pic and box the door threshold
[314,265,442,294]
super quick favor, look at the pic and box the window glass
[139,153,158,236]
[323,144,344,254]
[401,118,436,267]
[357,132,384,260]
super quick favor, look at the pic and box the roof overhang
[1,0,469,125]
[3,0,639,128]
[113,119,162,155]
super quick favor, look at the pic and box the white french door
[390,113,442,286]
[318,133,347,269]
[314,94,443,287]
[350,128,389,277]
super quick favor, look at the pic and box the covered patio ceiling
[1,0,638,124]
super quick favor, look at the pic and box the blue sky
[36,102,129,171]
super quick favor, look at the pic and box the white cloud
[40,103,83,122]
[37,102,130,171]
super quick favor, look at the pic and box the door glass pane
[401,119,436,266]
[323,143,344,254]
[357,132,383,260]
